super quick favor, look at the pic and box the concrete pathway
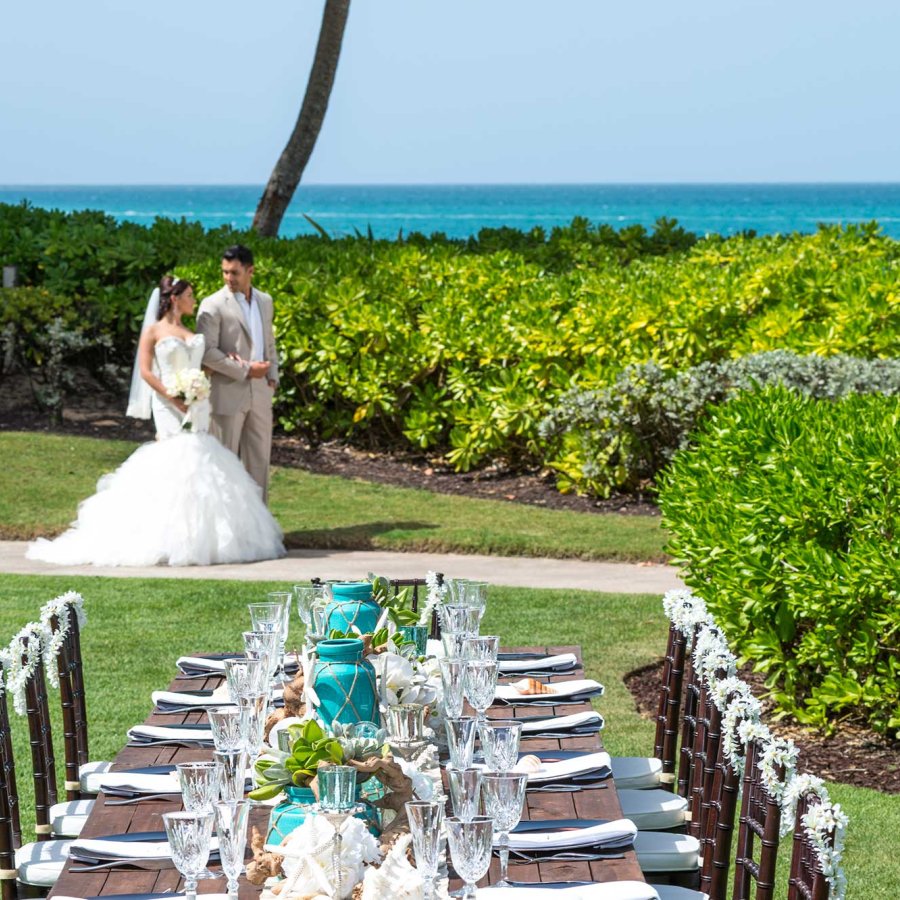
[0,541,684,594]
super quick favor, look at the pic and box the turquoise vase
[312,638,380,728]
[267,785,316,843]
[325,581,381,635]
[267,783,381,841]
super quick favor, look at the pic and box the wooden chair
[0,659,71,899]
[20,632,93,839]
[788,792,841,900]
[732,735,787,900]
[389,576,442,639]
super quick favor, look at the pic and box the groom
[197,244,278,503]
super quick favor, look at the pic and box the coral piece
[246,825,286,885]
[346,755,415,848]
[264,669,307,737]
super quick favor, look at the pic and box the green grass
[0,432,666,561]
[0,574,894,898]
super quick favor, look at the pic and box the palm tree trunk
[253,0,351,237]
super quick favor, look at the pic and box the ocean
[3,183,900,240]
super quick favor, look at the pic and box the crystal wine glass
[214,748,248,802]
[439,657,467,719]
[176,761,220,813]
[163,810,214,900]
[406,800,444,900]
[223,657,267,702]
[214,799,250,898]
[480,771,528,887]
[446,767,482,821]
[464,659,499,756]
[264,592,293,682]
[294,584,322,647]
[207,705,244,752]
[446,815,493,900]
[237,690,268,758]
[445,716,478,770]
[463,635,500,662]
[480,720,523,772]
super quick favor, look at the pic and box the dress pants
[210,379,273,504]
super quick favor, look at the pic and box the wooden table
[49,645,645,898]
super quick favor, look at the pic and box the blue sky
[2,0,898,184]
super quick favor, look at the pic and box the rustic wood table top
[49,644,645,899]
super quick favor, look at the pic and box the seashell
[512,677,556,695]
[516,754,544,772]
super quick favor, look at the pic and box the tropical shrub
[541,351,900,496]
[658,387,900,735]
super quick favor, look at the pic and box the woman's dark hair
[157,275,193,320]
[222,244,254,266]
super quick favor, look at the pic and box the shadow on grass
[284,520,436,550]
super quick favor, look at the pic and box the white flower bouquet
[163,368,211,406]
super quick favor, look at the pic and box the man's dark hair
[223,244,254,266]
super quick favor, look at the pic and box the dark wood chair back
[22,633,59,841]
[51,607,90,801]
[651,621,688,787]
[732,736,785,900]
[0,663,22,900]
[788,793,834,900]
[676,624,704,799]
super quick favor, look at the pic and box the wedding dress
[26,335,285,567]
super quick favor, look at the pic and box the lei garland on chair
[38,591,86,689]
[418,570,446,628]
[661,588,714,640]
[0,622,45,715]
[692,625,737,685]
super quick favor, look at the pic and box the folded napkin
[509,819,636,852]
[517,711,604,734]
[59,895,233,900]
[176,655,238,674]
[152,686,284,708]
[98,771,180,794]
[495,678,604,703]
[515,751,612,783]
[70,832,220,861]
[127,724,214,745]
[498,653,578,674]
[478,883,658,900]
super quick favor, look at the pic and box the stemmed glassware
[294,584,323,647]
[463,635,500,661]
[464,659,499,757]
[176,761,220,814]
[317,765,358,900]
[223,658,267,703]
[214,799,250,898]
[406,800,444,900]
[264,592,294,681]
[480,720,523,772]
[446,767,482,821]
[163,810,215,900]
[440,606,482,658]
[207,705,244,752]
[446,815,493,900]
[439,657,467,719]
[237,690,268,758]
[386,702,426,760]
[214,748,249,802]
[480,772,528,888]
[243,625,280,686]
[445,716,478,769]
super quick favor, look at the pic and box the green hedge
[2,203,899,485]
[658,387,900,735]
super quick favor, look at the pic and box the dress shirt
[235,289,265,362]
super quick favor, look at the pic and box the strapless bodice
[154,334,205,380]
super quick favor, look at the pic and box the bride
[27,276,286,567]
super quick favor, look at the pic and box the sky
[2,0,899,185]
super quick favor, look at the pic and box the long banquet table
[48,644,645,898]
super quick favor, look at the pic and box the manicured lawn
[0,574,894,898]
[0,432,666,561]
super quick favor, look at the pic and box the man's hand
[247,360,270,379]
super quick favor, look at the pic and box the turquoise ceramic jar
[311,638,380,728]
[267,785,316,843]
[325,581,381,635]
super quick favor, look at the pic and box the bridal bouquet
[164,368,210,405]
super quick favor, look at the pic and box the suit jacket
[196,286,279,417]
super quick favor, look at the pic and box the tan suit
[196,286,278,503]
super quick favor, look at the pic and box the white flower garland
[0,622,45,715]
[661,589,714,639]
[418,571,446,628]
[758,734,799,813]
[38,591,86,689]
[692,625,737,686]
[720,685,763,776]
[782,772,828,833]
[801,799,848,900]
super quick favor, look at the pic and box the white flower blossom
[0,623,45,715]
[800,799,848,900]
[37,591,85,689]
[418,572,446,628]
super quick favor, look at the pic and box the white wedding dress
[27,335,285,567]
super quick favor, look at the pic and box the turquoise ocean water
[3,183,900,239]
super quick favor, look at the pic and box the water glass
[463,635,500,661]
[207,705,244,752]
[406,800,444,900]
[446,816,493,900]
[447,767,482,821]
[461,581,488,614]
[237,690,267,758]
[439,604,481,636]
[214,800,250,897]
[294,584,323,643]
[163,810,215,900]
[214,748,248,802]
[439,657,467,719]
[445,716,478,770]
[464,659,499,726]
[265,592,293,682]
[224,657,267,702]
[318,764,357,813]
[480,720,523,772]
[176,762,220,813]
[480,772,528,887]
[399,624,429,656]
[441,630,467,658]
[243,629,278,685]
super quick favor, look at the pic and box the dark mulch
[0,374,658,517]
[625,658,900,794]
